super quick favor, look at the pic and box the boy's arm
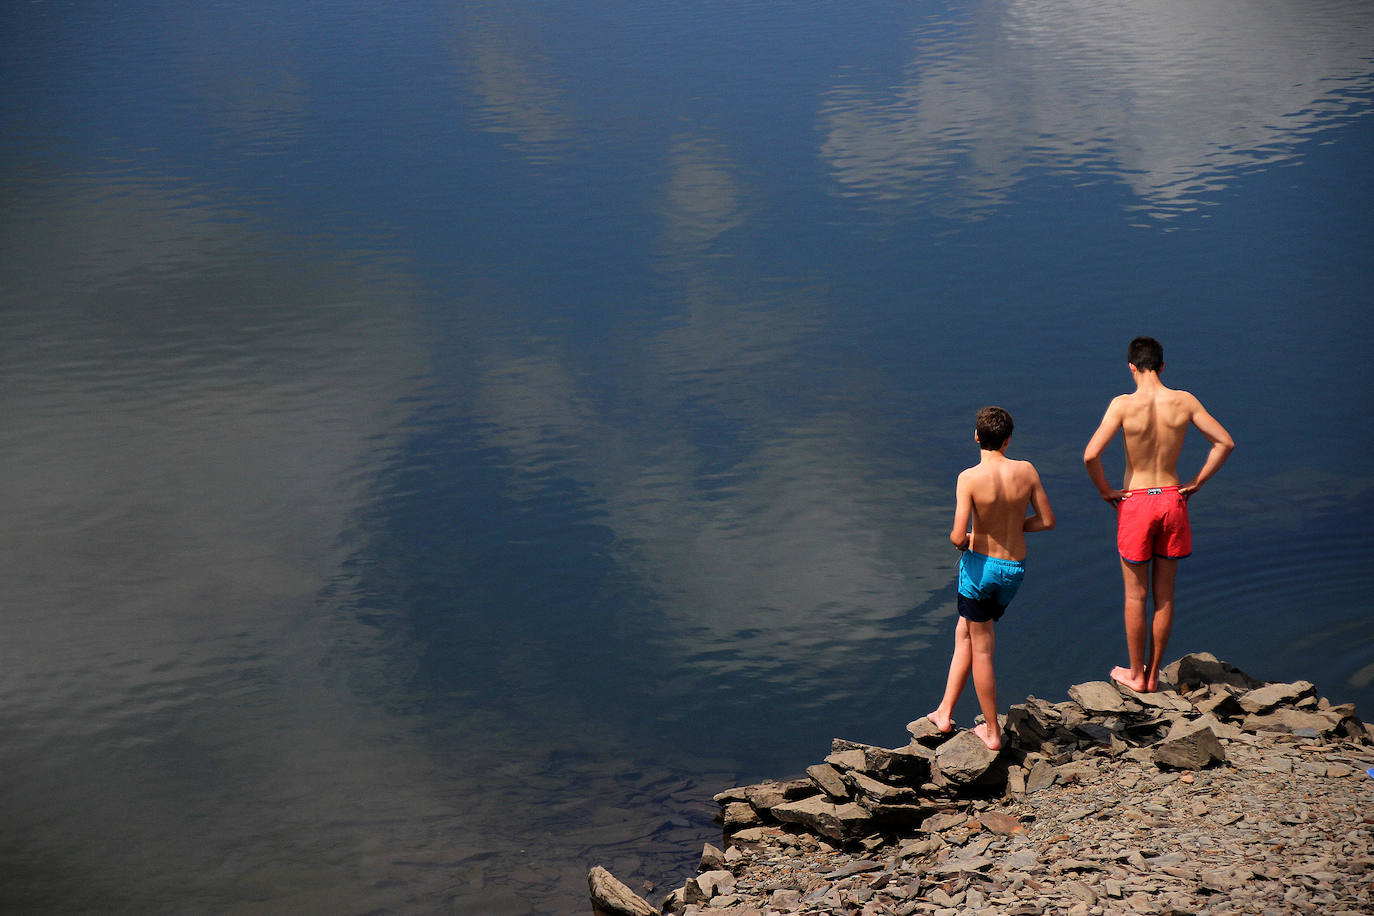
[1022,466,1055,533]
[950,472,972,550]
[1083,400,1128,502]
[1180,398,1234,497]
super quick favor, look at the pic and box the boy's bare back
[1112,386,1200,489]
[955,456,1049,562]
[1085,373,1232,497]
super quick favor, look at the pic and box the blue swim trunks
[957,551,1026,623]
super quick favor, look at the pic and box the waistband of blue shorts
[963,550,1026,569]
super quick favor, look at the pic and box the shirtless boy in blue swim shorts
[927,407,1055,750]
[1084,337,1234,693]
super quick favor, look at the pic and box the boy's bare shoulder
[1111,391,1139,409]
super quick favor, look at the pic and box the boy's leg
[1110,558,1151,692]
[967,618,1000,750]
[1145,558,1178,692]
[929,617,970,732]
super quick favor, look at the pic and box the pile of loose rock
[588,653,1374,916]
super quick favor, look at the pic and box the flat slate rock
[1068,680,1136,715]
[1238,680,1317,714]
[769,795,872,841]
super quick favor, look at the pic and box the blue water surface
[2,1,1372,912]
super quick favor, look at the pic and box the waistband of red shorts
[1124,485,1181,496]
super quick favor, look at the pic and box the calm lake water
[3,1,1373,912]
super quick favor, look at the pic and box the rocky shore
[588,653,1374,916]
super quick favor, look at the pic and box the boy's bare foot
[1109,665,1148,693]
[972,721,1002,751]
[1144,669,1160,693]
[926,710,954,733]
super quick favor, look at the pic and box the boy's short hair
[976,406,1014,451]
[1128,336,1164,372]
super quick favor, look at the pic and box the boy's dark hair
[1128,336,1164,372]
[976,406,1014,451]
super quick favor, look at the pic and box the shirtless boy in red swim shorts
[1083,338,1234,693]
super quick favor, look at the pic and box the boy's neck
[979,446,1010,463]
[1131,367,1165,391]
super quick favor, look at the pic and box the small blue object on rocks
[1366,767,1374,781]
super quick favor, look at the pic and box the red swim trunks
[1116,486,1191,564]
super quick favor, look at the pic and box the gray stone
[935,729,1001,783]
[1026,760,1056,793]
[693,870,735,898]
[1052,761,1097,785]
[743,778,814,810]
[898,836,943,858]
[908,715,955,746]
[1242,707,1340,736]
[825,748,868,772]
[929,854,995,874]
[806,763,850,800]
[845,771,921,805]
[1069,680,1137,715]
[1192,688,1246,720]
[769,889,801,910]
[1164,652,1262,692]
[1152,721,1226,769]
[719,802,760,830]
[1200,866,1250,891]
[831,738,935,783]
[1130,690,1195,713]
[770,795,873,841]
[922,810,968,832]
[1238,680,1317,714]
[1004,704,1053,747]
[999,847,1039,871]
[1192,712,1244,740]
[1063,880,1097,904]
[698,843,724,872]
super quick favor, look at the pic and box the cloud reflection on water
[470,134,955,684]
[0,175,453,910]
[455,10,577,162]
[819,0,1374,219]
